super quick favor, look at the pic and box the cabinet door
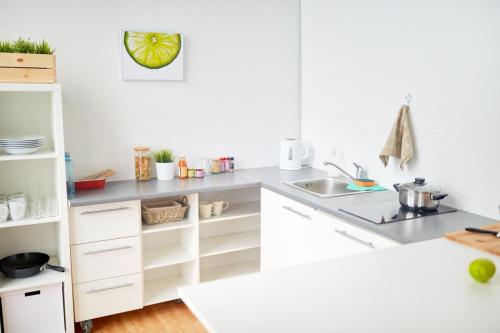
[261,188,316,271]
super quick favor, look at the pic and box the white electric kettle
[279,139,310,170]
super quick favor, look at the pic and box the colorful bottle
[178,156,188,179]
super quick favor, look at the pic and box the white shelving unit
[141,187,261,305]
[0,83,74,332]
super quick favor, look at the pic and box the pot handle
[431,193,448,201]
[393,183,401,192]
[46,264,65,272]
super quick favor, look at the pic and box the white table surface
[180,239,500,333]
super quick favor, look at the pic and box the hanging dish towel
[379,104,414,170]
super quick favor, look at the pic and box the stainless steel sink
[285,178,372,198]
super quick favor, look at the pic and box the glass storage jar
[134,146,152,181]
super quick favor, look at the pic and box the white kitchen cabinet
[261,188,399,271]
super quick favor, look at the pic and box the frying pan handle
[46,264,65,272]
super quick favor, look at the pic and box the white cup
[212,200,229,216]
[199,202,214,219]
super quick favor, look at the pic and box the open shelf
[0,150,57,162]
[0,258,65,294]
[142,219,195,234]
[144,275,190,306]
[0,83,60,92]
[201,260,260,283]
[200,230,260,257]
[0,216,60,229]
[199,201,260,224]
[143,244,195,270]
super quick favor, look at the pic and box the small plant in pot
[153,149,175,180]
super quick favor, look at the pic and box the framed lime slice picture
[122,31,183,80]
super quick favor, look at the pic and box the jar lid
[134,146,150,152]
[400,178,441,192]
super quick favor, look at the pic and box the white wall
[302,0,500,218]
[0,0,300,179]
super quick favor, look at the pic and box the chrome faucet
[323,161,364,180]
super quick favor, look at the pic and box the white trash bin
[1,283,65,333]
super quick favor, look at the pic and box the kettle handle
[300,142,309,165]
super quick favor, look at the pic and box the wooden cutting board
[445,223,500,256]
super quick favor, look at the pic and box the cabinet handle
[83,245,132,255]
[86,282,134,294]
[81,207,130,215]
[335,229,374,249]
[282,205,311,220]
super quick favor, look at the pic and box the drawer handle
[335,229,374,249]
[81,207,130,215]
[83,245,132,255]
[282,205,311,220]
[86,282,134,294]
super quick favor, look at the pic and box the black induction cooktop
[340,201,457,224]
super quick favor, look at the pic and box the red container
[75,178,106,191]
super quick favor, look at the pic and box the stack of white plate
[0,135,47,155]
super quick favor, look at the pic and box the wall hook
[404,94,412,106]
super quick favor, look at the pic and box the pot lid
[400,178,441,192]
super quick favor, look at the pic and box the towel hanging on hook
[379,94,414,169]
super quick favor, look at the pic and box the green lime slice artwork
[122,31,183,80]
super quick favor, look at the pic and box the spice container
[195,168,204,178]
[0,195,8,222]
[201,158,211,176]
[211,158,221,174]
[223,157,230,172]
[229,157,235,172]
[220,158,226,173]
[188,168,195,178]
[178,156,188,179]
[134,146,152,181]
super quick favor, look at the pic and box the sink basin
[285,178,372,198]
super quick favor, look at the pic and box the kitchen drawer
[73,273,143,322]
[69,200,140,245]
[315,210,400,250]
[71,236,142,284]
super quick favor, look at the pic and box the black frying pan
[0,252,65,278]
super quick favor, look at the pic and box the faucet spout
[323,161,356,181]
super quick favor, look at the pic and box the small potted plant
[153,149,175,180]
[0,38,56,83]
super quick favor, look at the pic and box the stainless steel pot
[393,178,448,211]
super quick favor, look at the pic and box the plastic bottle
[65,152,75,195]
[178,156,188,179]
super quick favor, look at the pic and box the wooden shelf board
[199,201,260,224]
[143,244,195,270]
[200,230,260,257]
[0,258,65,294]
[0,216,60,229]
[201,260,260,283]
[142,219,195,234]
[0,150,57,162]
[144,276,189,306]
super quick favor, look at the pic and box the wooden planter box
[0,53,56,83]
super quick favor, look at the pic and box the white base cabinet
[261,188,399,271]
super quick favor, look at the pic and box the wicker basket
[142,197,189,225]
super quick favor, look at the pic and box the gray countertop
[68,166,496,244]
[238,167,496,244]
[68,172,260,207]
